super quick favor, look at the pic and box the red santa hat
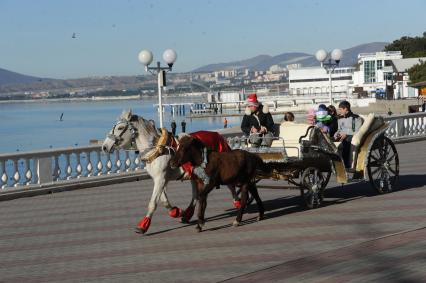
[246,93,259,107]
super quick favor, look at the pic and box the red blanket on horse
[181,131,230,178]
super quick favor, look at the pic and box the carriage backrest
[271,122,312,157]
[351,114,385,148]
[349,113,385,169]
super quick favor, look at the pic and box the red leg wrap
[137,216,151,232]
[169,207,183,218]
[233,200,242,209]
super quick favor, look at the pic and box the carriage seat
[349,113,385,169]
[271,122,312,157]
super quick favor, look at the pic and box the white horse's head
[102,110,159,153]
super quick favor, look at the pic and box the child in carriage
[311,104,337,137]
[314,104,333,136]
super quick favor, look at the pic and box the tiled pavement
[0,141,425,282]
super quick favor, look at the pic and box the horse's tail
[252,153,271,175]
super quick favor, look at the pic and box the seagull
[72,32,76,39]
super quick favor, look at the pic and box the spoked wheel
[321,171,332,190]
[300,167,327,209]
[367,136,399,194]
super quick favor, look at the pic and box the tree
[408,60,426,84]
[384,32,426,58]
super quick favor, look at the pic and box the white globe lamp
[315,49,328,62]
[331,48,343,62]
[138,50,153,66]
[163,49,177,67]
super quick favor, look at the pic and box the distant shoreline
[0,93,203,104]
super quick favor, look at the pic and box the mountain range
[0,68,44,86]
[0,42,388,89]
[192,42,388,72]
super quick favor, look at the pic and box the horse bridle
[108,119,138,149]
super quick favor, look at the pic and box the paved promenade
[0,141,425,282]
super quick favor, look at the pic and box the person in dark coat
[240,93,275,147]
[181,120,187,133]
[171,120,177,136]
[327,105,338,138]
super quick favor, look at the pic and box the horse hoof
[232,220,240,227]
[196,226,202,232]
[257,215,264,221]
[134,227,146,234]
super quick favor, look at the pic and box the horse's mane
[125,114,160,148]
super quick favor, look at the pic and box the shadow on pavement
[146,174,426,235]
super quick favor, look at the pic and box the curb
[0,170,151,201]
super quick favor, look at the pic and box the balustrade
[384,112,426,140]
[1,112,425,191]
[0,145,143,189]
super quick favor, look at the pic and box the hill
[192,42,388,72]
[0,68,44,86]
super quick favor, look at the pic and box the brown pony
[170,135,269,232]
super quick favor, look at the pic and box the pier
[155,93,369,119]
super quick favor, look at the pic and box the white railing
[0,145,143,189]
[1,112,426,191]
[384,112,426,141]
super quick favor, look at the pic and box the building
[289,66,355,95]
[351,52,426,99]
[351,51,403,98]
[389,57,426,99]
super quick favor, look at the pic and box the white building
[214,69,237,79]
[390,57,426,98]
[351,51,402,97]
[269,64,286,73]
[289,66,355,95]
[219,91,242,102]
[351,51,425,99]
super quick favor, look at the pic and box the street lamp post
[315,48,343,105]
[138,49,177,128]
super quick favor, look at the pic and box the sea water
[0,97,242,154]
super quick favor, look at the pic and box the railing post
[37,157,53,184]
[1,160,8,188]
[12,159,20,187]
[396,118,404,138]
[24,158,32,185]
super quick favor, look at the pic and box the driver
[241,93,275,147]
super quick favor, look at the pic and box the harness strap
[141,128,177,164]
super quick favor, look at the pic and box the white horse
[102,110,239,234]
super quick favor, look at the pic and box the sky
[0,0,425,79]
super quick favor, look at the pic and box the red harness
[180,131,230,178]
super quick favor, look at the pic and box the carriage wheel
[367,136,399,194]
[321,171,331,190]
[301,167,326,209]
